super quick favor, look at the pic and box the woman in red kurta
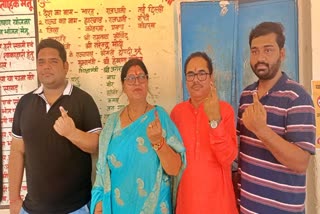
[170,52,238,214]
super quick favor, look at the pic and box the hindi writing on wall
[37,0,176,124]
[1,0,179,208]
[0,0,38,207]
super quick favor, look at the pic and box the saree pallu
[91,106,186,214]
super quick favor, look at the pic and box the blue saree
[91,106,186,214]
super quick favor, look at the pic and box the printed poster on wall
[312,80,320,149]
[0,0,178,208]
[37,0,177,124]
[0,0,38,207]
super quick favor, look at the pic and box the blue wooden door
[180,0,298,109]
[235,0,298,105]
[180,1,238,103]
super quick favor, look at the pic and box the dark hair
[249,22,285,49]
[36,38,67,62]
[184,52,213,75]
[120,58,149,83]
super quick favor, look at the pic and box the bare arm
[204,82,237,166]
[94,201,103,214]
[153,138,182,176]
[64,129,100,154]
[9,137,25,214]
[254,125,310,173]
[53,106,100,154]
[242,93,310,173]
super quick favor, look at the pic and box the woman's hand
[94,201,103,214]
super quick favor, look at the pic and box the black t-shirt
[12,85,102,214]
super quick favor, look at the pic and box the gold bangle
[152,138,165,151]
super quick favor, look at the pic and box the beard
[250,57,281,80]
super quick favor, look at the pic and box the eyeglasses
[186,70,210,82]
[124,74,148,85]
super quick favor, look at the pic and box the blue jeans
[20,204,90,214]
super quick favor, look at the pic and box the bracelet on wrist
[152,137,165,151]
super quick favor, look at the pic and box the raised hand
[53,106,76,137]
[204,81,221,121]
[146,110,163,146]
[242,92,267,133]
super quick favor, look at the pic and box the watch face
[210,120,218,128]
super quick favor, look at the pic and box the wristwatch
[209,119,221,129]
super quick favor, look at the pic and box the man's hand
[53,106,76,138]
[242,92,267,133]
[204,81,221,121]
[10,198,23,214]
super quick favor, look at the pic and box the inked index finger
[59,106,68,118]
[209,81,220,101]
[154,110,162,127]
[252,92,259,104]
[210,81,215,97]
[252,92,262,113]
[154,110,159,121]
[252,92,265,113]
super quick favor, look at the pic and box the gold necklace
[127,103,148,122]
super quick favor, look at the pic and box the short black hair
[120,58,149,84]
[249,22,285,49]
[184,52,213,75]
[36,38,67,62]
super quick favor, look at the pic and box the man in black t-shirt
[8,38,102,214]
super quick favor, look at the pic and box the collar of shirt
[33,80,73,96]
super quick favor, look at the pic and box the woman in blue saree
[91,59,186,214]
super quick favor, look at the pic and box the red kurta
[171,100,238,214]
